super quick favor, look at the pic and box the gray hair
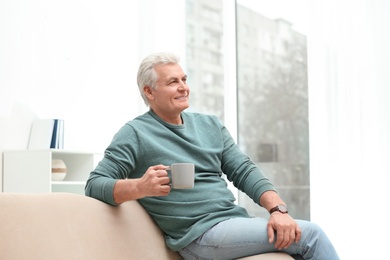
[137,52,181,106]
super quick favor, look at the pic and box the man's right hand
[113,164,171,204]
[136,165,172,197]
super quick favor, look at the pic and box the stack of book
[28,119,64,149]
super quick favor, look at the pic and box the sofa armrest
[0,193,181,260]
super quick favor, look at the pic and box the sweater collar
[148,109,186,129]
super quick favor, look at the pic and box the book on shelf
[50,119,64,149]
[28,119,64,149]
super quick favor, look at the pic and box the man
[85,52,339,259]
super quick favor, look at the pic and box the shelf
[3,149,102,195]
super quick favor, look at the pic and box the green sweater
[85,110,275,251]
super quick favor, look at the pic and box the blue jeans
[178,218,339,260]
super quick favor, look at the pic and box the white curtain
[308,0,390,258]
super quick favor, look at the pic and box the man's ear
[143,86,155,101]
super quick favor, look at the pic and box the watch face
[278,205,287,212]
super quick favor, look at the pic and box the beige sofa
[0,193,293,259]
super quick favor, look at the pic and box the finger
[159,183,171,196]
[280,230,290,249]
[155,170,169,177]
[267,224,275,244]
[284,229,295,249]
[153,164,170,170]
[295,226,301,243]
[159,176,171,185]
[275,230,284,249]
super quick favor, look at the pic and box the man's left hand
[267,212,301,250]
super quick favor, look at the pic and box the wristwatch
[269,204,288,214]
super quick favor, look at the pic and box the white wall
[0,0,141,191]
[0,0,186,189]
[0,0,141,150]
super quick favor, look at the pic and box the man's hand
[267,212,301,250]
[113,164,171,204]
[136,165,171,197]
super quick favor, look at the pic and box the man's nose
[177,81,188,91]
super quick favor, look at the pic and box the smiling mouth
[175,95,188,100]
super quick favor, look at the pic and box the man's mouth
[175,95,188,100]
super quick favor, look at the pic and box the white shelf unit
[2,149,102,195]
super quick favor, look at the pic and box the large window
[236,1,310,220]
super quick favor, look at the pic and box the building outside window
[185,0,310,220]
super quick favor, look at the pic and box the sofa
[0,193,293,259]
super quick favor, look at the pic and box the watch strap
[269,204,288,214]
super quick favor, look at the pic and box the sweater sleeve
[85,124,139,206]
[219,123,276,205]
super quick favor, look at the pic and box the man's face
[145,63,190,121]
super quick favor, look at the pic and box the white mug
[168,163,195,189]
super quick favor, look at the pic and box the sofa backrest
[0,193,181,260]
